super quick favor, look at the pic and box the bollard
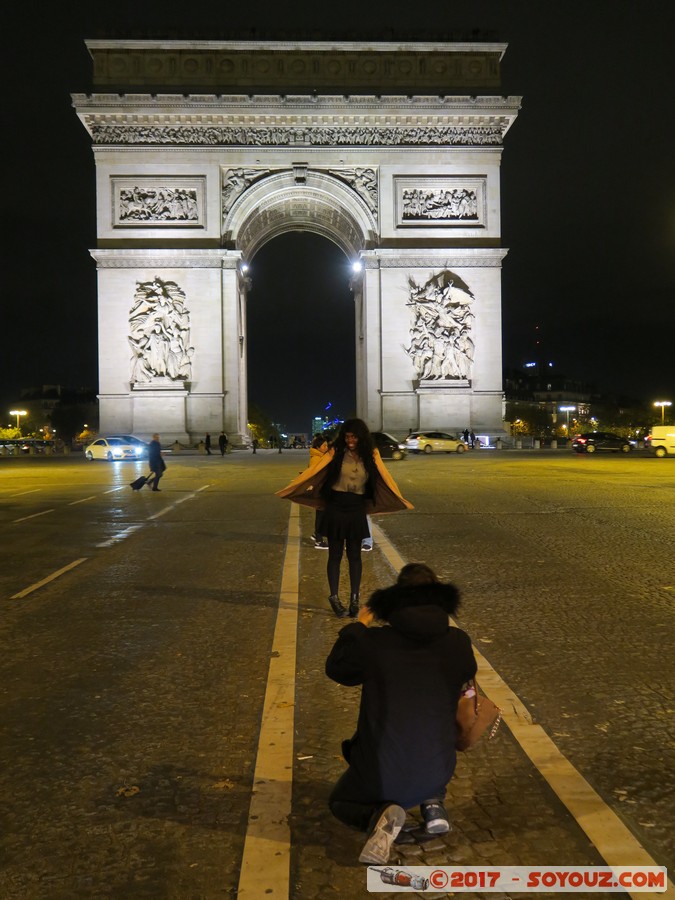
[496,438,503,450]
[515,439,522,450]
[550,439,558,450]
[172,441,182,453]
[197,441,205,454]
[533,439,541,449]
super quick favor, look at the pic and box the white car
[405,431,468,454]
[84,437,146,461]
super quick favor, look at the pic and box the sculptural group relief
[404,270,475,383]
[93,124,505,147]
[128,277,194,383]
[113,178,205,228]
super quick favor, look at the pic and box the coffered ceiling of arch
[236,191,366,260]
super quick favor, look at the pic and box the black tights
[327,538,362,597]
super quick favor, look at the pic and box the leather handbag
[456,680,502,751]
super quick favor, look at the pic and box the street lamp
[654,400,672,424]
[10,409,27,433]
[559,406,576,434]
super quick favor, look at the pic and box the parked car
[404,431,468,454]
[84,436,146,461]
[645,426,675,458]
[371,432,406,460]
[572,432,631,454]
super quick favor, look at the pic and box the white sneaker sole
[359,805,406,865]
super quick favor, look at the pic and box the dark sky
[5,1,674,431]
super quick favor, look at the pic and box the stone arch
[224,170,378,260]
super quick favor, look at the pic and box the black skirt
[322,490,369,542]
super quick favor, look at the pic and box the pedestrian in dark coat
[147,434,166,491]
[325,563,477,865]
[204,433,212,455]
[218,431,228,456]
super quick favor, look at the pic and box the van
[646,426,675,457]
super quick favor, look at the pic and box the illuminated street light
[559,405,576,434]
[10,409,27,433]
[654,400,672,424]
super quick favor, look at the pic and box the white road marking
[95,525,143,548]
[10,489,40,497]
[12,509,55,523]
[69,496,97,505]
[369,520,674,899]
[237,504,300,898]
[10,558,88,600]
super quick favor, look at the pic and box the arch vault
[75,40,520,444]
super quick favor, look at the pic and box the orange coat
[276,447,413,515]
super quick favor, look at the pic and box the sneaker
[359,804,406,865]
[420,800,450,834]
[361,540,373,552]
[315,538,328,549]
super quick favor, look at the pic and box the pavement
[0,452,672,899]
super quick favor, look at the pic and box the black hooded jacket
[325,587,477,809]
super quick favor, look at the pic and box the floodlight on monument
[352,261,363,274]
[654,400,672,424]
[10,409,27,432]
[240,262,249,273]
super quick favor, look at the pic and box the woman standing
[277,418,412,618]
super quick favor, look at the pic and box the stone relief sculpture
[128,277,194,383]
[404,270,475,382]
[221,168,271,215]
[119,186,199,222]
[93,124,505,147]
[328,167,378,214]
[402,187,478,221]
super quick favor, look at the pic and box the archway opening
[246,232,356,437]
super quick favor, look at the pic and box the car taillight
[577,437,586,444]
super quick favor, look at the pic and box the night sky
[5,1,674,432]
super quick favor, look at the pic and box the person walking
[462,428,470,444]
[147,433,166,491]
[204,433,212,455]
[276,418,412,618]
[325,563,477,865]
[218,431,228,456]
[251,439,259,454]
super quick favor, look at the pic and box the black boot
[328,595,347,618]
[348,593,360,618]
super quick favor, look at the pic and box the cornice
[361,248,508,268]
[89,249,242,268]
[73,94,519,147]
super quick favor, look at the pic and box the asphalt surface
[1,449,673,899]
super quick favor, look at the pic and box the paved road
[1,450,673,898]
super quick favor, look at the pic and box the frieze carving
[328,168,378,214]
[402,187,477,221]
[395,177,485,228]
[221,168,271,215]
[91,124,505,147]
[404,270,475,382]
[119,186,198,222]
[128,277,194,383]
[112,177,205,228]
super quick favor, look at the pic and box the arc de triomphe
[73,41,520,445]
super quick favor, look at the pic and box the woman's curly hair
[367,563,461,622]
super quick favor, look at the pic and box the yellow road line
[369,521,673,899]
[237,504,300,898]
